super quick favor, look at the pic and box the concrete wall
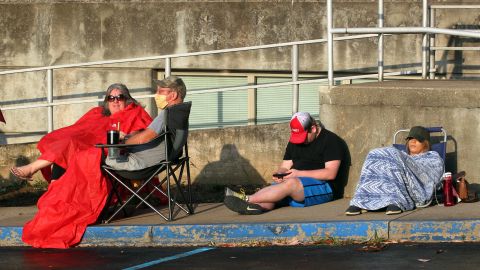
[0,122,290,189]
[1,1,480,198]
[320,80,480,197]
[1,0,477,71]
[2,80,480,197]
[1,0,480,144]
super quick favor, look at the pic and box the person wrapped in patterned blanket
[345,126,444,216]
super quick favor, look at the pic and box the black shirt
[284,128,343,170]
[283,128,345,197]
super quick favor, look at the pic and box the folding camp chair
[393,126,447,206]
[96,101,194,222]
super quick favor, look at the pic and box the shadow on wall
[6,155,32,182]
[445,135,457,175]
[194,143,266,187]
[333,136,351,200]
[469,183,480,194]
[193,137,351,202]
[437,24,480,79]
[0,155,46,207]
[0,152,49,206]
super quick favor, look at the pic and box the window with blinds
[182,75,249,129]
[256,77,323,124]
[160,72,325,130]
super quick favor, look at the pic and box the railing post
[422,0,428,78]
[247,75,257,125]
[165,57,171,77]
[378,0,384,82]
[47,69,53,133]
[292,44,299,114]
[429,6,436,79]
[327,0,334,87]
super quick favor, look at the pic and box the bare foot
[10,166,35,181]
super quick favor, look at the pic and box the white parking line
[122,247,215,270]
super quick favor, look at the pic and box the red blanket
[22,104,152,248]
[37,104,151,181]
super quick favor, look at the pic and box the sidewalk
[1,199,479,247]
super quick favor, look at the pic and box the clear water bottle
[443,172,455,206]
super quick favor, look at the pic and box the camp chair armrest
[95,143,134,149]
[95,131,169,149]
[426,127,443,133]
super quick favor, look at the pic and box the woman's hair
[102,83,140,116]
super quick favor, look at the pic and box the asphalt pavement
[2,243,480,270]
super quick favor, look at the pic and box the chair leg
[185,157,194,214]
[103,169,170,222]
[166,163,173,221]
[101,157,194,223]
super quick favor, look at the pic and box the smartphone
[273,172,291,178]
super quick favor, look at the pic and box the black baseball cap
[406,126,430,143]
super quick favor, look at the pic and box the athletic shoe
[385,204,403,215]
[225,187,248,201]
[345,205,366,216]
[224,194,264,215]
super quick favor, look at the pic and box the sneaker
[224,194,265,215]
[345,205,366,216]
[385,204,402,215]
[225,187,248,201]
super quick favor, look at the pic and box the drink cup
[107,130,120,158]
[107,130,120,144]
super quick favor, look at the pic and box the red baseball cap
[289,112,313,144]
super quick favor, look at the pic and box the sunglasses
[107,94,126,102]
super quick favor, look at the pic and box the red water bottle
[443,172,455,206]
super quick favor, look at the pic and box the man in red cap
[224,112,345,214]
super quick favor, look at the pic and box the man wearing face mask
[105,76,187,171]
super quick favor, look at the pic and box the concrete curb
[389,219,480,242]
[2,219,480,247]
[82,221,389,247]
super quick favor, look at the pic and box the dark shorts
[287,177,333,207]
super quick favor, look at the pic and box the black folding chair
[96,102,194,222]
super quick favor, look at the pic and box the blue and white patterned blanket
[350,146,444,211]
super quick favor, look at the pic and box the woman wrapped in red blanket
[11,83,152,248]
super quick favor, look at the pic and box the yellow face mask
[154,94,169,110]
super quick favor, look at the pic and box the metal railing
[1,1,479,137]
[429,4,480,79]
[0,33,380,133]
[327,0,480,87]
